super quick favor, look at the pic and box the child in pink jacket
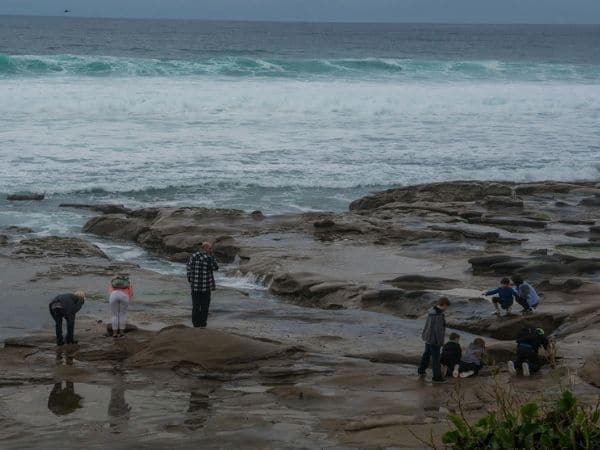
[109,275,133,338]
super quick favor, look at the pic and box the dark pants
[514,349,541,373]
[516,296,534,311]
[418,344,442,380]
[191,291,211,327]
[440,354,460,369]
[49,305,74,345]
[459,361,483,375]
[492,296,513,310]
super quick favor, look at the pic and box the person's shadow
[47,382,83,416]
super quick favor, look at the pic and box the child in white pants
[109,275,133,338]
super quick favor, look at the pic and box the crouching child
[512,275,540,314]
[482,277,518,316]
[508,327,549,376]
[458,338,486,378]
[441,332,462,378]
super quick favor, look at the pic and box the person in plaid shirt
[186,242,219,327]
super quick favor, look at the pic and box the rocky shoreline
[1,180,599,448]
[80,181,600,344]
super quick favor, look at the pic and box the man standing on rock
[186,242,219,328]
[418,297,450,383]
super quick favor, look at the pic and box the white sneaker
[452,364,460,378]
[522,362,530,377]
[507,361,517,375]
[460,370,475,378]
[493,309,500,316]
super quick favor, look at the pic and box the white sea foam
[216,270,269,292]
[1,76,599,210]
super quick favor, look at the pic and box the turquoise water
[0,17,599,228]
[2,53,600,81]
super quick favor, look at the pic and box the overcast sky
[1,0,600,23]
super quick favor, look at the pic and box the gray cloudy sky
[1,0,600,23]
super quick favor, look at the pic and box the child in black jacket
[508,327,549,376]
[440,332,462,378]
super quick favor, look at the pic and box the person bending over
[49,290,85,345]
[109,274,133,338]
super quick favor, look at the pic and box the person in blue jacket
[512,275,540,314]
[482,277,519,316]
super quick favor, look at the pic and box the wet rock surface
[1,180,599,448]
[81,181,599,321]
[77,181,600,364]
[60,203,132,215]
[128,326,302,371]
[581,353,600,387]
[12,236,109,259]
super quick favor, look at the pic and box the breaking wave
[1,53,599,82]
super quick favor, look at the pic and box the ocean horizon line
[1,14,599,26]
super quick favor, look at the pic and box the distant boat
[64,9,71,13]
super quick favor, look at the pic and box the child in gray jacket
[417,297,451,383]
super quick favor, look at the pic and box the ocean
[1,16,600,242]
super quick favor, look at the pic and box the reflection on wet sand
[55,349,74,366]
[108,385,131,431]
[185,390,210,430]
[108,366,132,430]
[47,382,82,416]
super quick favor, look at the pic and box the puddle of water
[0,382,192,432]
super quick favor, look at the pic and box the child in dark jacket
[482,277,519,316]
[440,333,462,378]
[458,338,486,378]
[508,328,549,376]
[417,297,450,383]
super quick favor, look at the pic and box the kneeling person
[458,338,486,378]
[49,291,85,345]
[508,328,549,376]
[441,332,462,378]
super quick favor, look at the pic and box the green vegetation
[443,390,600,449]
